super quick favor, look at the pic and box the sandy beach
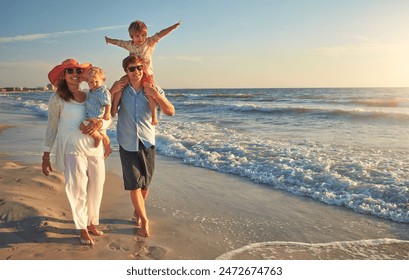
[1,120,409,261]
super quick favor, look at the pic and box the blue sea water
[1,87,409,224]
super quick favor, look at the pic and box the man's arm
[157,21,182,39]
[110,75,129,117]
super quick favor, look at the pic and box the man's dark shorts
[119,142,155,191]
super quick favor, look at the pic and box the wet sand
[1,123,409,260]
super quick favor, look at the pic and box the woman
[42,58,108,245]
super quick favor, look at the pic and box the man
[110,54,175,237]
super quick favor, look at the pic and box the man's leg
[133,189,149,226]
[130,188,150,237]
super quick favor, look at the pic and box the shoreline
[1,123,409,260]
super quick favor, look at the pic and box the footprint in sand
[147,246,168,260]
[107,240,130,252]
[104,224,117,232]
[131,242,168,260]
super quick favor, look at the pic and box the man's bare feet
[80,229,94,245]
[133,210,142,227]
[151,116,158,125]
[133,210,149,237]
[87,224,104,236]
[138,226,150,237]
[139,219,150,237]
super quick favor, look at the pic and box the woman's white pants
[64,154,105,229]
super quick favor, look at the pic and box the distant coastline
[1,86,409,93]
[0,90,54,94]
[0,84,54,93]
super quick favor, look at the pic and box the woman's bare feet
[87,224,104,236]
[80,229,94,245]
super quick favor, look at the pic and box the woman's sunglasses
[127,65,144,72]
[65,68,83,74]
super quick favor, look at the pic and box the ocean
[1,87,409,227]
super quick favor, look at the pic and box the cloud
[0,60,54,87]
[175,55,203,62]
[314,42,409,58]
[0,25,127,43]
[156,55,203,63]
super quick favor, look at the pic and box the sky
[0,0,409,89]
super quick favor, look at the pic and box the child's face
[131,30,147,46]
[87,75,104,91]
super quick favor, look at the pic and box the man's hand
[143,84,159,99]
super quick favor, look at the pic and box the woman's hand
[42,153,53,176]
[80,118,102,135]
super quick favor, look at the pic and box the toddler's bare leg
[81,120,102,147]
[148,96,158,125]
[143,81,158,125]
[102,133,112,159]
[91,131,103,148]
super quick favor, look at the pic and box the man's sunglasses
[127,65,144,72]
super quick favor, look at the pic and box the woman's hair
[128,20,148,37]
[56,79,73,101]
[122,54,144,71]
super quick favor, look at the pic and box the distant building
[46,83,54,91]
[3,87,18,92]
[0,85,54,92]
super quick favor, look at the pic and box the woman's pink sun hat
[48,58,92,86]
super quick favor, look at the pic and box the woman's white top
[44,92,103,171]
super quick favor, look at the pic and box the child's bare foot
[104,146,112,159]
[151,116,158,126]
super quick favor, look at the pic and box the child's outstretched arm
[157,20,182,39]
[105,36,121,46]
